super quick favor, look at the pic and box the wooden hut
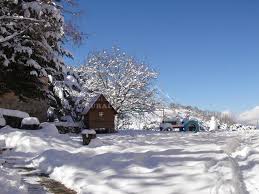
[82,94,118,133]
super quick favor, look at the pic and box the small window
[98,112,104,117]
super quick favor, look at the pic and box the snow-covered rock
[81,129,97,145]
[0,108,29,119]
[81,129,96,135]
[21,117,40,130]
[21,117,40,126]
[0,108,30,128]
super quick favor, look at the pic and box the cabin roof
[82,94,118,115]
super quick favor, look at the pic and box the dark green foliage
[0,65,45,99]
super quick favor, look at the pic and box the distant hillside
[169,103,236,125]
[122,103,236,130]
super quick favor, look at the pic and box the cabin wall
[88,108,115,129]
[83,95,116,132]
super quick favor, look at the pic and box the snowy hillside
[0,124,259,194]
[124,104,255,131]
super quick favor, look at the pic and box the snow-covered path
[0,125,259,194]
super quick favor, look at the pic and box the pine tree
[0,0,82,121]
[0,0,74,98]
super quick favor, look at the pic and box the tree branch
[0,30,25,43]
[0,15,45,23]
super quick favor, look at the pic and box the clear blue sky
[65,0,259,113]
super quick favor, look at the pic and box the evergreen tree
[0,0,76,98]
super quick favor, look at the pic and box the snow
[0,139,5,148]
[29,70,38,76]
[21,117,40,126]
[60,115,74,122]
[81,129,96,135]
[1,124,259,194]
[48,74,53,83]
[0,116,6,127]
[209,116,218,131]
[0,108,29,118]
[64,75,81,90]
[82,93,102,114]
[0,166,27,194]
[53,121,83,128]
[26,59,41,70]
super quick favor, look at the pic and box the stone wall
[0,92,48,122]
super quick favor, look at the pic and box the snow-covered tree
[0,0,80,98]
[76,47,159,117]
[0,0,84,120]
[220,111,236,125]
[47,66,86,121]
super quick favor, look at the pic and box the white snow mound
[81,129,96,135]
[0,108,29,118]
[21,117,40,125]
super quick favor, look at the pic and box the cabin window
[98,111,104,117]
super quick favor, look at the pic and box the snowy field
[0,124,259,194]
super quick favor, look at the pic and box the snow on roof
[82,94,102,114]
[0,108,29,118]
[82,93,118,115]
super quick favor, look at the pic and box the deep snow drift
[0,124,259,194]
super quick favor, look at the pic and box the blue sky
[65,0,259,113]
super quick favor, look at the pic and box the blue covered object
[183,120,199,132]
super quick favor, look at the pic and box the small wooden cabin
[82,94,118,133]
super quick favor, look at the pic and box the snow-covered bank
[1,124,259,194]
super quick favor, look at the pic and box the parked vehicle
[160,117,200,132]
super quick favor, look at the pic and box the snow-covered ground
[0,124,259,194]
[0,166,28,194]
[0,140,28,193]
